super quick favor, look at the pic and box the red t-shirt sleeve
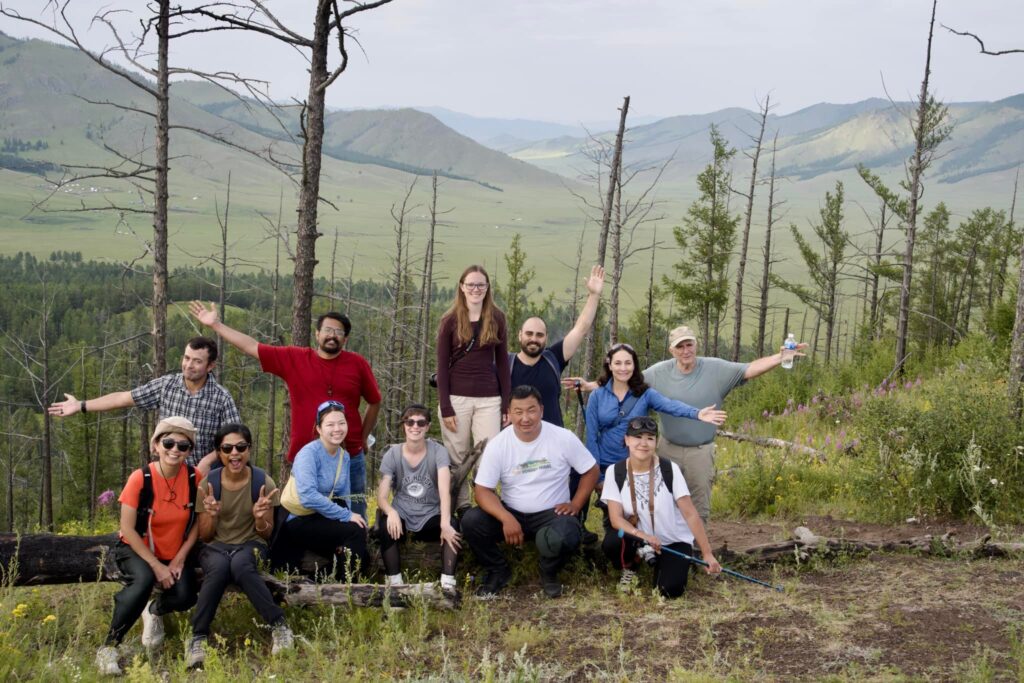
[258,343,294,378]
[118,468,145,509]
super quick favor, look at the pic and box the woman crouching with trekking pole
[95,417,200,676]
[601,416,722,597]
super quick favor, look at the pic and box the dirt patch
[710,514,1003,552]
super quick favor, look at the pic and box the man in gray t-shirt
[643,324,805,523]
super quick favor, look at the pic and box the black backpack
[612,457,675,494]
[206,465,287,548]
[206,464,267,503]
[135,463,198,541]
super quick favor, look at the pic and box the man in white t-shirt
[462,385,599,599]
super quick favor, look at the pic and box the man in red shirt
[189,302,381,517]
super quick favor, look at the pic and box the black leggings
[284,513,369,579]
[601,529,694,598]
[376,512,459,576]
[105,543,197,646]
[191,541,285,639]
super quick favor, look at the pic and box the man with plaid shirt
[49,337,239,474]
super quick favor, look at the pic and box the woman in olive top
[187,423,293,668]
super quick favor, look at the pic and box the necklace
[157,462,182,503]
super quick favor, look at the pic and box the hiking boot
[539,568,563,599]
[95,645,122,676]
[474,567,512,600]
[618,568,638,593]
[271,623,294,654]
[140,600,164,649]
[186,637,207,669]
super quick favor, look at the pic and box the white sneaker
[271,623,294,654]
[186,637,207,669]
[140,600,164,648]
[385,573,405,587]
[618,568,638,593]
[95,645,122,675]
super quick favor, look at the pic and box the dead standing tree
[730,94,772,361]
[755,132,785,356]
[189,0,396,348]
[892,0,952,377]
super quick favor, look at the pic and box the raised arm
[189,301,259,359]
[562,265,605,361]
[743,343,809,380]
[48,391,134,418]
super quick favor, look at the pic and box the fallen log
[0,533,458,609]
[717,430,825,460]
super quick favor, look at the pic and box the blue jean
[349,450,367,518]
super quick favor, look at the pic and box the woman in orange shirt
[95,416,200,676]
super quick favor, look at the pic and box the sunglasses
[627,417,658,433]
[316,399,346,424]
[219,442,250,454]
[160,438,193,452]
[608,343,635,355]
[403,418,429,427]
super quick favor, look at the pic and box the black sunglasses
[219,442,250,454]
[627,417,658,433]
[403,418,429,427]
[160,438,193,452]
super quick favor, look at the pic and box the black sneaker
[475,567,512,600]
[539,568,563,599]
[581,529,599,545]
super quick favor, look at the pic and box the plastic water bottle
[781,333,797,370]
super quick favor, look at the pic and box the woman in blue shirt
[585,344,726,473]
[282,400,369,578]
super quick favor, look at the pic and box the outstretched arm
[189,301,259,359]
[562,265,605,361]
[49,391,134,418]
[743,343,809,380]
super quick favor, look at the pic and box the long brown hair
[440,264,503,346]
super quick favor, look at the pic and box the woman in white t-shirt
[600,416,722,597]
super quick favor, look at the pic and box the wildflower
[245,637,252,647]
[805,435,813,445]
[41,615,56,625]
[850,439,860,449]
[787,398,794,406]
[839,429,846,440]
[812,395,820,405]
[836,440,844,451]
[835,419,840,425]
[824,435,831,446]
[973,465,982,472]
[782,408,790,416]
[904,381,913,390]
[97,490,116,506]
[12,603,28,618]
[798,404,806,412]
[775,476,783,482]
[762,410,769,418]
[990,478,1000,486]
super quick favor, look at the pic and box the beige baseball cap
[150,416,197,445]
[668,325,697,348]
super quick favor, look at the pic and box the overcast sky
[4,0,1023,124]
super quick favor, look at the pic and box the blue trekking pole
[618,529,783,592]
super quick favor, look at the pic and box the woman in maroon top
[436,265,511,511]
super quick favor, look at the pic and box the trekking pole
[618,529,783,592]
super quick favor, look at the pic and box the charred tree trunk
[151,0,170,377]
[756,133,780,357]
[732,95,769,361]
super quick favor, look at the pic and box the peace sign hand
[203,484,221,518]
[252,484,279,522]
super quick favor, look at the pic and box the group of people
[49,262,803,674]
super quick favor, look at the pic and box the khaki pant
[440,394,502,509]
[656,439,716,524]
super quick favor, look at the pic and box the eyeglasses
[316,400,346,424]
[627,417,658,434]
[320,326,346,337]
[462,282,488,291]
[160,438,193,452]
[219,442,250,454]
[403,418,429,427]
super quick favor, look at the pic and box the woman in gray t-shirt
[376,404,461,591]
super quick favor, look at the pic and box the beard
[320,338,341,354]
[521,342,544,358]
